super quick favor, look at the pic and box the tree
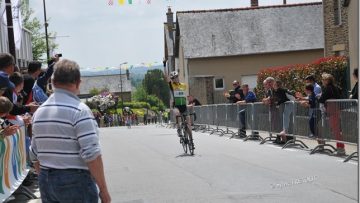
[21,1,58,61]
[132,85,147,101]
[142,69,170,107]
[89,88,100,96]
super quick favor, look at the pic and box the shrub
[255,56,348,99]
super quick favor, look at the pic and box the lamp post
[119,62,128,108]
[43,0,50,62]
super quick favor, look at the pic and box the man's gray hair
[265,77,275,82]
[52,59,81,85]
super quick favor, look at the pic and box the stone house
[323,0,358,87]
[164,1,325,104]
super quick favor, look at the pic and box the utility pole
[5,0,16,61]
[43,0,50,62]
[119,62,127,108]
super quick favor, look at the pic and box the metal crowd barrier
[242,103,263,141]
[309,99,358,160]
[177,100,358,162]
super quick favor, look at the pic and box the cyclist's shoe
[177,128,182,137]
[190,143,195,150]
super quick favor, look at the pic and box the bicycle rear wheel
[184,128,194,155]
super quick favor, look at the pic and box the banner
[1,0,23,50]
[0,118,28,202]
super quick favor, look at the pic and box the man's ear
[76,80,81,89]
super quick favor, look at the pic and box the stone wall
[189,76,215,105]
[323,0,349,56]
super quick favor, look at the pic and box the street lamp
[119,62,128,108]
[43,0,50,62]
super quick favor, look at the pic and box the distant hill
[80,65,163,77]
[80,65,164,88]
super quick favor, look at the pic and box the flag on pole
[2,0,22,50]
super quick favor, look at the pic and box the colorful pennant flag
[128,0,133,4]
[118,0,125,5]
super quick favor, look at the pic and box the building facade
[79,74,132,100]
[165,2,325,104]
[323,0,359,87]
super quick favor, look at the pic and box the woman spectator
[318,73,344,155]
[273,80,295,144]
[350,68,358,99]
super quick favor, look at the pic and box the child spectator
[299,84,317,137]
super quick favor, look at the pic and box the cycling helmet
[170,71,179,79]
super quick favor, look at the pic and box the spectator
[0,96,19,137]
[236,84,257,135]
[224,80,244,103]
[22,61,42,105]
[350,68,358,99]
[187,95,201,106]
[296,75,322,100]
[273,80,296,143]
[0,53,37,115]
[32,56,59,104]
[262,77,275,105]
[299,84,318,137]
[9,72,24,105]
[318,73,344,156]
[30,59,111,203]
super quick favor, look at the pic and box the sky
[30,0,321,69]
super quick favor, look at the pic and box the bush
[255,56,348,99]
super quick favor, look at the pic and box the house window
[334,0,342,26]
[214,78,224,90]
[334,50,345,56]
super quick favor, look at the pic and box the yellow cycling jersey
[171,82,187,106]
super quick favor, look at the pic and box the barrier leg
[344,152,358,162]
[13,185,38,199]
[310,143,336,155]
[282,137,309,149]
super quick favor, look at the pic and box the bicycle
[176,113,195,155]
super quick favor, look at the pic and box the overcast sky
[30,0,321,68]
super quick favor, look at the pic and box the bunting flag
[118,0,125,5]
[108,0,152,6]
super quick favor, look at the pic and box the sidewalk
[197,125,358,157]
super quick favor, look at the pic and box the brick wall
[323,0,349,56]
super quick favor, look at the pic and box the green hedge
[255,56,348,99]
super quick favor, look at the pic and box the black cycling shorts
[175,105,187,114]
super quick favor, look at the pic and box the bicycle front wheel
[181,129,188,154]
[184,128,194,155]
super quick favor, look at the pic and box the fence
[0,118,29,202]
[190,100,358,161]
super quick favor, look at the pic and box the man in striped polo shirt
[30,59,111,203]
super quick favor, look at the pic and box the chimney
[166,7,173,30]
[251,0,258,7]
[283,0,287,4]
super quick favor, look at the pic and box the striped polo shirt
[29,88,101,170]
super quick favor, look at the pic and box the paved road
[100,125,358,203]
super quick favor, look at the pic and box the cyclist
[122,106,133,128]
[165,71,194,149]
